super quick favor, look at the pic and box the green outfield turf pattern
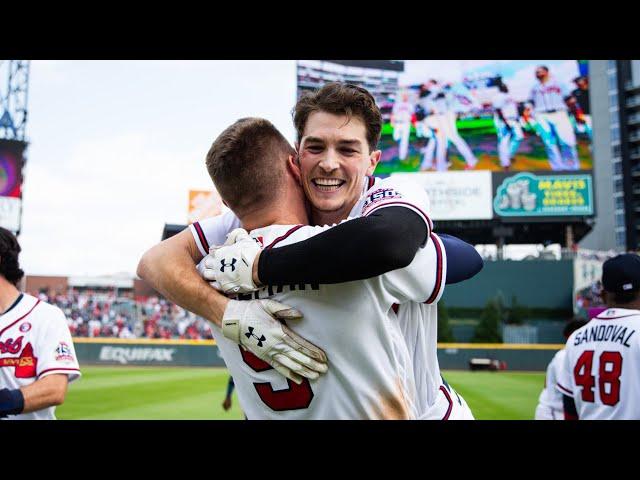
[56,367,545,420]
[55,367,244,420]
[443,371,544,420]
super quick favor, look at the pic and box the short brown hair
[293,83,382,152]
[205,118,295,214]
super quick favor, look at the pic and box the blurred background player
[528,65,580,171]
[222,376,234,411]
[492,81,524,171]
[0,228,81,420]
[391,89,414,161]
[534,318,586,420]
[442,81,479,170]
[557,253,640,420]
[417,82,438,171]
[567,75,592,141]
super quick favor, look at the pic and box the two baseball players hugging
[137,82,484,420]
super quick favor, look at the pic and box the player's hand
[222,299,328,384]
[202,228,262,294]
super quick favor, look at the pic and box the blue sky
[20,61,297,276]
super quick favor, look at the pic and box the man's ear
[367,150,381,176]
[288,154,302,184]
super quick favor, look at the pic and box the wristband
[0,388,25,417]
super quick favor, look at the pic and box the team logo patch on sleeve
[362,188,402,211]
[55,342,75,362]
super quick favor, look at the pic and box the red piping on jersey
[192,222,210,252]
[367,175,375,190]
[38,367,81,378]
[364,201,433,232]
[556,382,572,395]
[265,225,305,250]
[425,234,443,304]
[0,299,40,337]
[440,385,453,420]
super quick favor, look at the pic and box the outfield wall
[73,338,562,371]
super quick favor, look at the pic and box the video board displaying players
[0,139,26,233]
[296,60,594,221]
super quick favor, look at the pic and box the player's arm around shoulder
[137,227,229,327]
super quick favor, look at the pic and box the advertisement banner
[391,171,493,220]
[493,172,593,217]
[188,189,223,224]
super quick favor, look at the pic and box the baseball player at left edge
[0,227,81,420]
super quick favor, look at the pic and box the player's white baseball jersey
[0,293,81,420]
[529,77,578,170]
[492,91,524,168]
[556,308,640,420]
[392,100,415,161]
[534,348,566,420]
[191,176,459,419]
[210,219,448,419]
[529,77,571,113]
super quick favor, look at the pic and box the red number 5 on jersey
[239,347,314,411]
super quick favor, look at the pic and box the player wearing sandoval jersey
[0,228,81,420]
[528,65,579,171]
[557,254,640,420]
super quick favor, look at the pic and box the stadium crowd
[30,288,214,340]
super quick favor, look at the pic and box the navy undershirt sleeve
[258,207,482,286]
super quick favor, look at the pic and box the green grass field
[56,366,544,420]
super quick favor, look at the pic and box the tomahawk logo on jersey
[0,293,81,420]
[556,308,640,420]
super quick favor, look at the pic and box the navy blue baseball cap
[602,253,640,294]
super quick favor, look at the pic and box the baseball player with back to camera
[0,228,81,420]
[391,89,415,161]
[138,83,483,419]
[528,65,580,171]
[492,81,524,171]
[557,253,640,420]
[534,318,586,420]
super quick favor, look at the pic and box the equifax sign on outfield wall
[98,346,176,364]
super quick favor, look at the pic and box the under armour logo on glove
[220,258,237,273]
[245,326,266,347]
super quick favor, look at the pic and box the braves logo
[0,336,23,355]
[362,188,402,210]
[220,258,237,273]
[0,341,37,378]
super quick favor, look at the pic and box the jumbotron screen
[297,60,594,221]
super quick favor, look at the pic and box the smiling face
[297,111,380,224]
